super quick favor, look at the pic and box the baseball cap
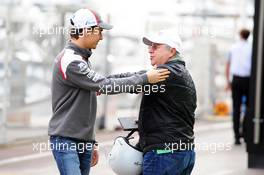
[70,8,113,30]
[143,29,182,54]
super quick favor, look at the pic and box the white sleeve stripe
[60,49,85,79]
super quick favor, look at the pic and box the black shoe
[235,140,241,145]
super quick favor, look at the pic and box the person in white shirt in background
[226,28,252,145]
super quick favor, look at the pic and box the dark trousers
[231,75,250,140]
[143,150,195,175]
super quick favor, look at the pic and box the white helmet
[108,137,143,175]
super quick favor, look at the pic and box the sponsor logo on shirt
[78,62,89,74]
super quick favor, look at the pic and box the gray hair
[165,44,179,57]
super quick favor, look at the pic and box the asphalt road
[0,120,263,175]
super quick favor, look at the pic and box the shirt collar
[66,41,92,60]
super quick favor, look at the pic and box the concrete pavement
[0,119,263,175]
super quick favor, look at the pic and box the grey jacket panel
[106,70,147,79]
[48,42,148,141]
[66,60,148,94]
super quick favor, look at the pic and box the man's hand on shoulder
[146,67,170,84]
